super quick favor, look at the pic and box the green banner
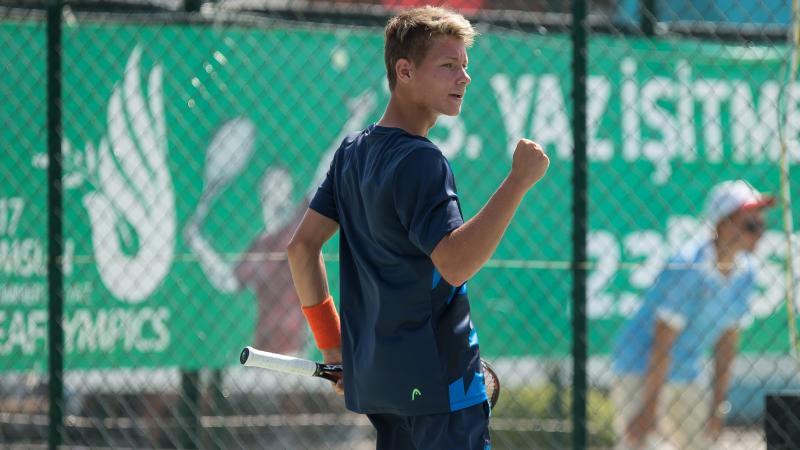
[1,20,798,371]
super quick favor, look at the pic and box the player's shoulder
[351,124,449,171]
[669,238,709,268]
[393,145,452,184]
[393,134,446,167]
[329,127,377,168]
[338,128,369,153]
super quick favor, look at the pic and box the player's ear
[395,58,413,84]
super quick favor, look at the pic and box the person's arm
[431,139,549,286]
[708,327,739,438]
[286,209,342,368]
[287,209,338,309]
[626,319,679,446]
[183,221,240,293]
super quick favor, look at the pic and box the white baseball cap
[704,180,775,226]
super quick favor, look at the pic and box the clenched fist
[509,139,549,190]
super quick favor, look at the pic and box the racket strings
[481,360,501,408]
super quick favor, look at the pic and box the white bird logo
[81,46,176,303]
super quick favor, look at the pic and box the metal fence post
[640,0,657,36]
[179,371,201,449]
[46,0,65,448]
[571,0,588,448]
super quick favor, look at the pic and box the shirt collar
[698,239,749,281]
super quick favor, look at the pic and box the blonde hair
[384,6,475,90]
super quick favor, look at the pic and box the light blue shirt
[612,239,756,383]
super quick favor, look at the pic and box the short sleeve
[653,267,700,331]
[393,148,464,255]
[309,154,339,222]
[393,147,464,255]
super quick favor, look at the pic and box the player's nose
[460,67,471,85]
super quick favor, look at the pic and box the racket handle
[240,346,318,377]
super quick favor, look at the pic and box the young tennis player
[287,6,549,449]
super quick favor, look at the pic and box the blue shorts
[366,401,491,450]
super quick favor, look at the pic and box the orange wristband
[302,296,341,350]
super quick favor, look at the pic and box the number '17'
[0,197,24,236]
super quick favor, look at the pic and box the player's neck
[378,95,438,137]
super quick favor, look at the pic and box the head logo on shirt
[411,388,422,401]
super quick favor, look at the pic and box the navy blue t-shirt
[310,124,488,415]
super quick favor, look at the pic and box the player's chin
[738,238,757,254]
[440,105,463,116]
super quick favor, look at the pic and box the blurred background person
[610,180,775,450]
[233,167,309,354]
[183,119,309,355]
[184,162,309,354]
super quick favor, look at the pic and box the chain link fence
[1,0,799,448]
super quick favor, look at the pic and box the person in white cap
[610,180,775,450]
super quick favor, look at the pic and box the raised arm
[431,139,549,286]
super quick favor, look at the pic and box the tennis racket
[240,346,501,408]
